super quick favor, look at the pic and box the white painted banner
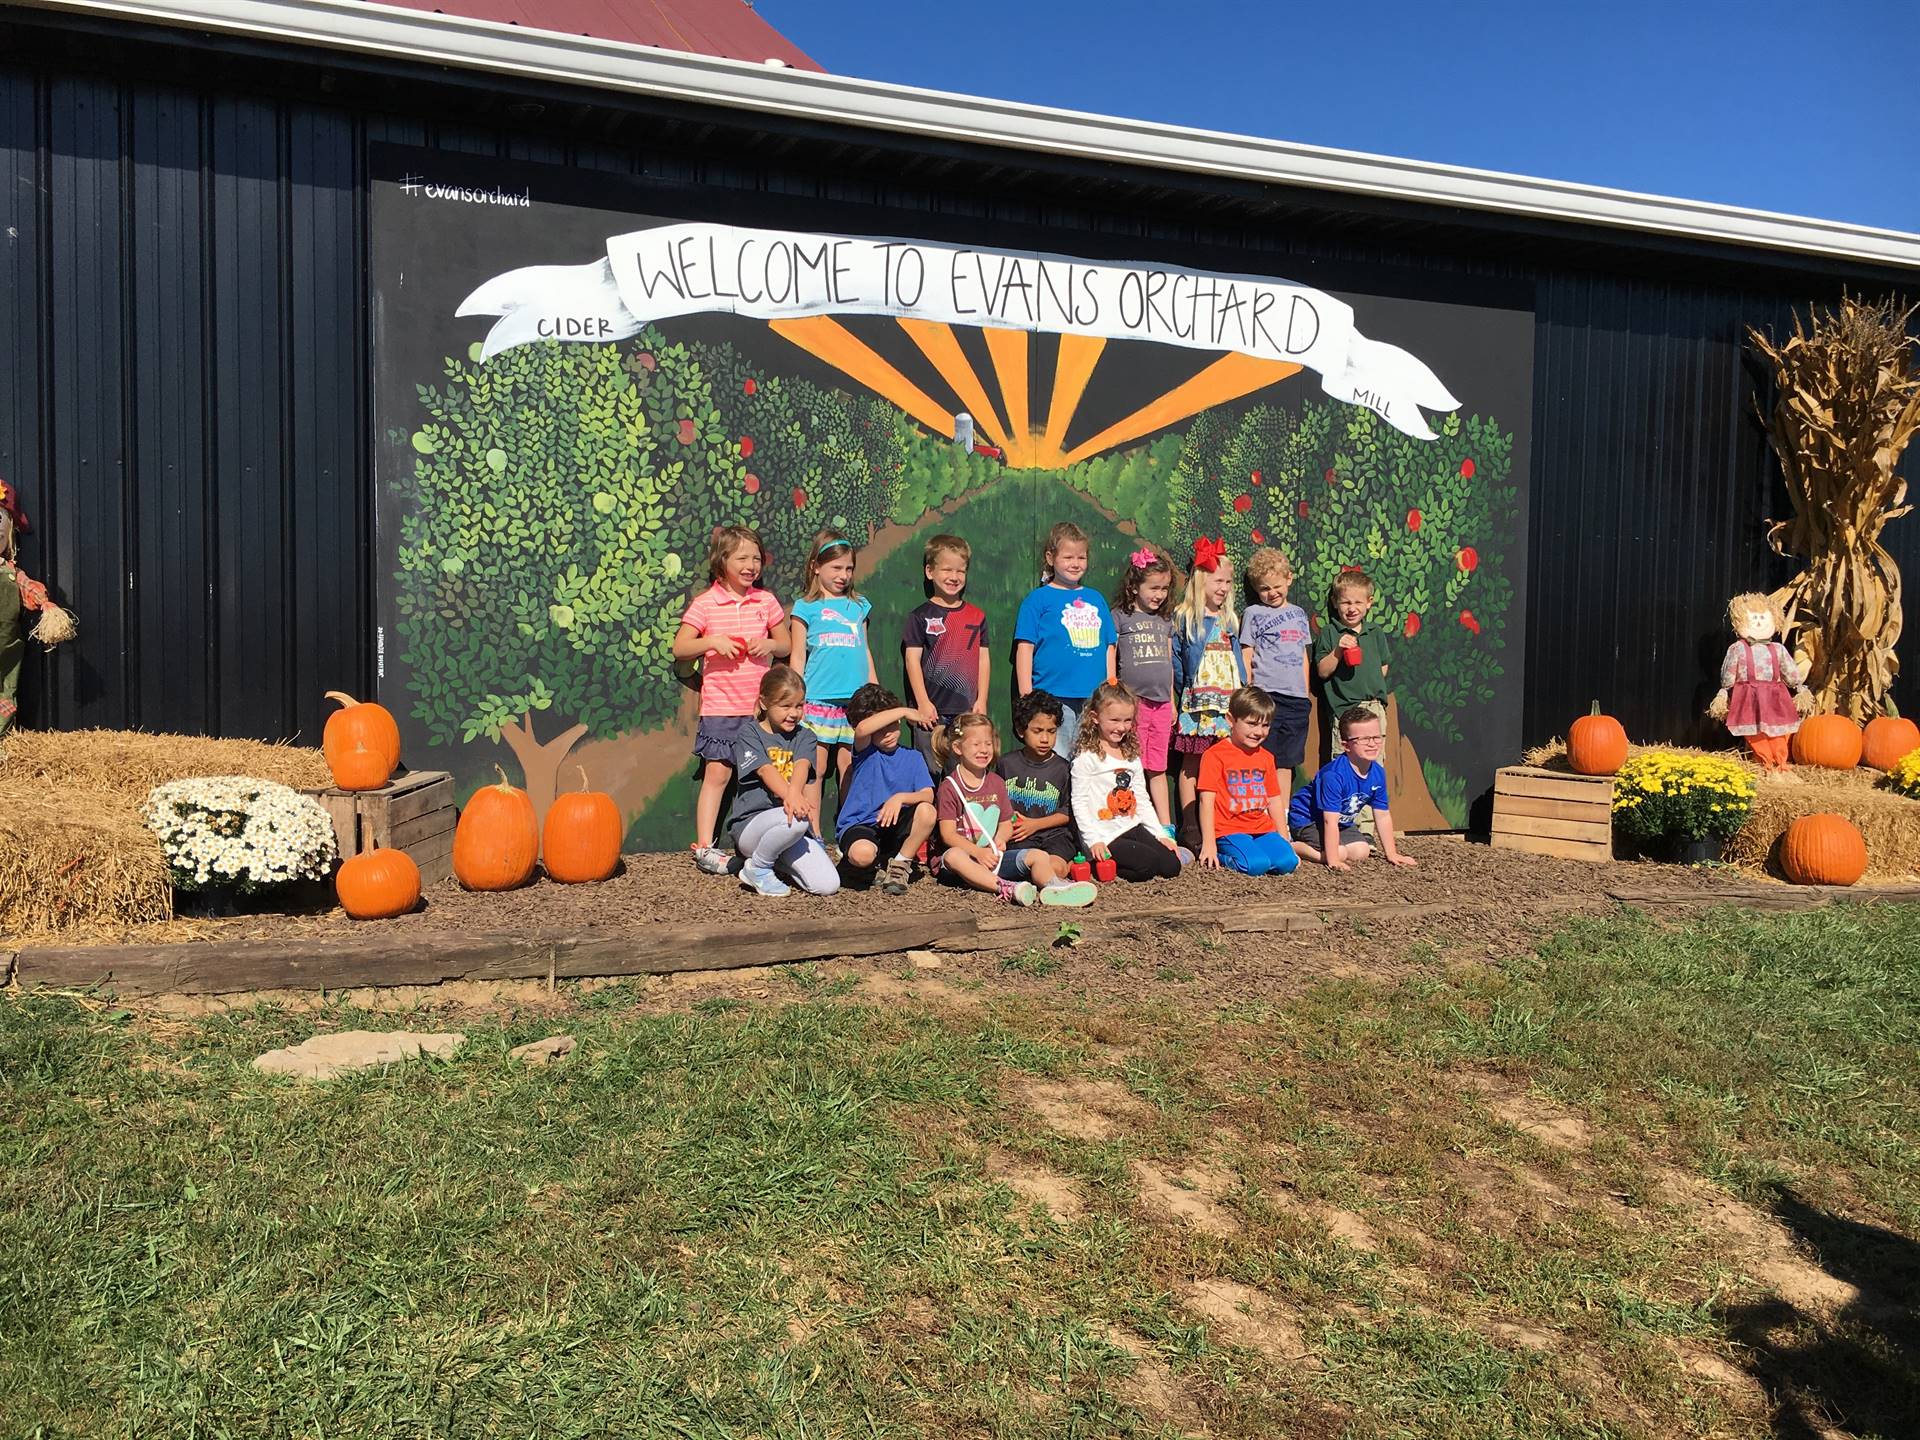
[458,223,1459,439]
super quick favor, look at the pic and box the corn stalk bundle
[1749,296,1920,720]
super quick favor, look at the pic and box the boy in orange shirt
[1195,687,1300,876]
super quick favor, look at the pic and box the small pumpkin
[1861,715,1920,771]
[1790,714,1864,770]
[453,765,539,891]
[543,767,623,883]
[1778,812,1868,887]
[1567,701,1628,776]
[323,690,401,791]
[336,847,422,920]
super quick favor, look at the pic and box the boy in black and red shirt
[902,533,989,775]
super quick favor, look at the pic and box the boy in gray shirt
[1240,547,1314,796]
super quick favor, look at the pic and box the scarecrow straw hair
[1525,736,1920,880]
[0,728,330,938]
[1749,296,1920,721]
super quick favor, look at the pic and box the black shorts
[1261,692,1312,770]
[1291,820,1366,849]
[838,819,914,866]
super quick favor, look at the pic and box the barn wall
[1,35,1914,755]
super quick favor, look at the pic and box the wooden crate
[1490,765,1614,862]
[303,770,457,885]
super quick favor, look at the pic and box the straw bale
[0,787,173,938]
[1523,738,1920,879]
[0,728,331,939]
[0,727,329,796]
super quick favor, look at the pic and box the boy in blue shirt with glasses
[1287,706,1419,871]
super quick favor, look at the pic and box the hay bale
[0,787,174,938]
[1522,737,1920,879]
[1728,768,1920,879]
[0,727,329,795]
[0,728,332,939]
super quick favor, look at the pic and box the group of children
[670,522,1417,902]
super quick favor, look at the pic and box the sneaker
[881,856,912,897]
[1175,846,1196,867]
[740,863,792,897]
[825,842,843,865]
[996,878,1039,906]
[692,844,732,876]
[1038,880,1097,908]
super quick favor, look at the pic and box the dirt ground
[52,833,1758,947]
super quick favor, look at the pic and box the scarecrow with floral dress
[0,477,76,736]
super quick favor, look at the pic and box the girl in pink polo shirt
[672,525,789,873]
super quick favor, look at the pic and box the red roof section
[366,0,823,71]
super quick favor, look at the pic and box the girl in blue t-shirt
[1012,521,1117,755]
[787,529,877,834]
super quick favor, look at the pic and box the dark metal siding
[1,35,1915,752]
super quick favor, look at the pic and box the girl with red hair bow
[1169,536,1248,847]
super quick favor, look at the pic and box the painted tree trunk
[498,713,589,835]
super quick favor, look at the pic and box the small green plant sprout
[1052,920,1084,949]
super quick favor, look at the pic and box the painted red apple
[1404,612,1421,638]
[1232,493,1252,513]
[1296,500,1309,519]
[743,377,757,395]
[637,351,657,371]
[792,487,807,509]
[1250,529,1265,544]
[743,473,761,495]
[1407,508,1423,532]
[1459,609,1480,635]
[1324,467,1337,485]
[676,418,696,445]
[1457,546,1479,573]
[739,435,755,458]
[1250,470,1262,486]
[1460,458,1476,478]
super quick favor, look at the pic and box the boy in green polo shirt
[1312,568,1392,764]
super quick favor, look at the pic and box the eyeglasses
[1344,733,1386,746]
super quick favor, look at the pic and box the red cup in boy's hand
[1339,638,1363,666]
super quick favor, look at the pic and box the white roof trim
[18,0,1920,271]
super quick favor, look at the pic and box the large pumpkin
[336,847,422,920]
[453,766,539,891]
[323,690,401,792]
[1779,812,1868,886]
[1790,714,1864,770]
[543,768,623,883]
[1861,715,1920,771]
[1567,701,1628,776]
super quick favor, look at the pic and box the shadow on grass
[1723,1185,1919,1438]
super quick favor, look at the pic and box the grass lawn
[3,903,1917,1437]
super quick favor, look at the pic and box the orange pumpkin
[1790,714,1864,770]
[543,768,624,883]
[336,847,422,919]
[1779,813,1867,886]
[453,766,539,891]
[1861,715,1920,771]
[323,690,401,791]
[1567,701,1628,776]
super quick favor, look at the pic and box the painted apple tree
[392,331,905,823]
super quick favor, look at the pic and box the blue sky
[760,0,1920,235]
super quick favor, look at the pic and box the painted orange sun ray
[981,327,1032,467]
[894,319,1013,451]
[1060,354,1304,467]
[767,316,954,438]
[1035,333,1106,468]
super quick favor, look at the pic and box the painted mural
[372,148,1532,845]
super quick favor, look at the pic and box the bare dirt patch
[1459,1073,1593,1151]
[985,1149,1083,1222]
[1180,1278,1317,1367]
[1266,1186,1380,1252]
[1130,1160,1242,1237]
[1653,1170,1861,1311]
[853,967,982,1010]
[1097,1324,1202,1427]
[1486,1319,1557,1352]
[1015,1077,1152,1141]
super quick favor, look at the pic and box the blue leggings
[1217,830,1300,876]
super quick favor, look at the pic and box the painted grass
[3,903,1917,1438]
